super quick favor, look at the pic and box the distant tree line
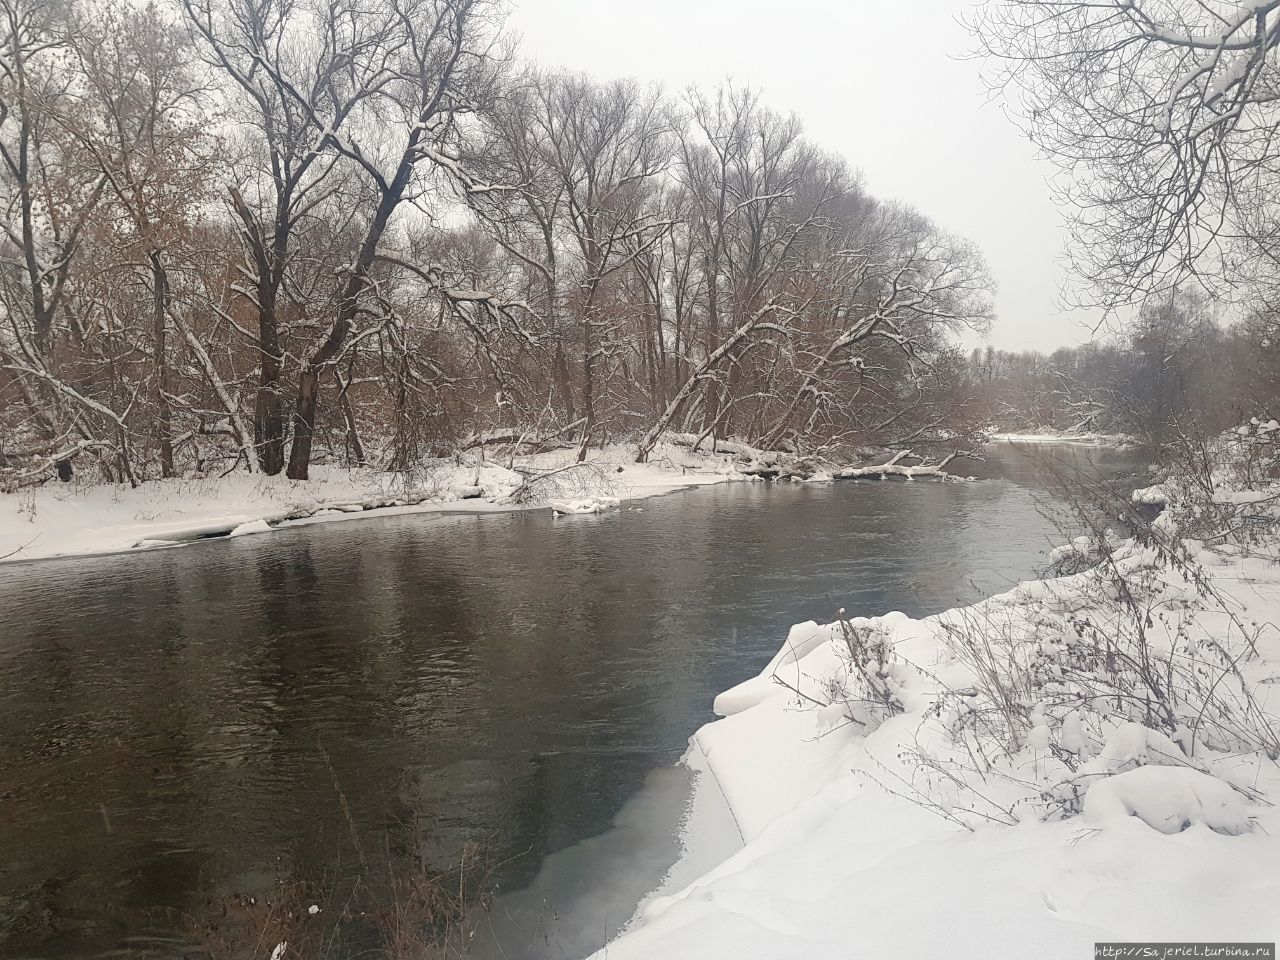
[0,0,995,487]
[970,291,1280,457]
[965,2,1280,459]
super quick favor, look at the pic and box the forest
[6,0,1275,490]
[0,0,1003,487]
[972,290,1280,452]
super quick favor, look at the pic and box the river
[0,442,1145,959]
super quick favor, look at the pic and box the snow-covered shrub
[758,425,1280,836]
[1136,422,1280,556]
[1083,764,1250,836]
[1043,530,1123,577]
[1224,417,1280,487]
[816,613,909,735]
[894,556,1276,830]
[883,433,1280,832]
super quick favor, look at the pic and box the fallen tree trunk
[636,304,788,463]
[461,418,586,453]
[832,450,968,481]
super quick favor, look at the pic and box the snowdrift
[599,492,1280,957]
[0,441,749,565]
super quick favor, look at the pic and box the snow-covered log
[832,462,960,481]
[661,432,766,460]
[832,449,969,481]
[549,496,620,515]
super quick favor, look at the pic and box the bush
[827,615,907,729]
[847,426,1280,831]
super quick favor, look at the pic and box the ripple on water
[0,443,1147,958]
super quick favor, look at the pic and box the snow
[550,495,620,515]
[0,441,748,566]
[1083,766,1250,836]
[228,518,272,538]
[1047,532,1121,564]
[1131,483,1169,505]
[596,463,1280,958]
[991,430,1131,447]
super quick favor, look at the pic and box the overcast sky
[508,0,1103,353]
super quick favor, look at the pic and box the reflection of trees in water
[0,464,1139,956]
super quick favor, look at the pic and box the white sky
[508,0,1104,353]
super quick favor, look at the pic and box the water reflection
[0,443,1144,957]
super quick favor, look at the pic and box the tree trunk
[287,364,321,479]
[338,368,366,466]
[151,252,174,478]
[554,342,575,421]
[256,378,285,475]
[577,318,594,462]
[254,229,287,475]
[230,185,287,475]
[636,303,780,462]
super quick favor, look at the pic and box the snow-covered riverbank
[0,441,747,565]
[992,429,1133,446]
[601,466,1280,957]
[0,434,992,566]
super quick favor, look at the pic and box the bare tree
[183,0,380,474]
[0,0,1003,488]
[468,71,675,459]
[972,0,1280,307]
[73,1,215,476]
[676,86,821,440]
[292,0,500,478]
[761,202,992,449]
[0,0,110,476]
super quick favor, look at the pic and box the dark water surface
[0,444,1145,958]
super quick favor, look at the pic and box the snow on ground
[1131,483,1170,505]
[549,496,621,515]
[0,440,748,565]
[1046,530,1123,566]
[600,492,1280,957]
[991,430,1132,446]
[12,425,1280,952]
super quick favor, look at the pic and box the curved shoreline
[0,435,1019,569]
[593,534,1280,959]
[0,446,745,568]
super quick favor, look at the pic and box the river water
[0,443,1145,959]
